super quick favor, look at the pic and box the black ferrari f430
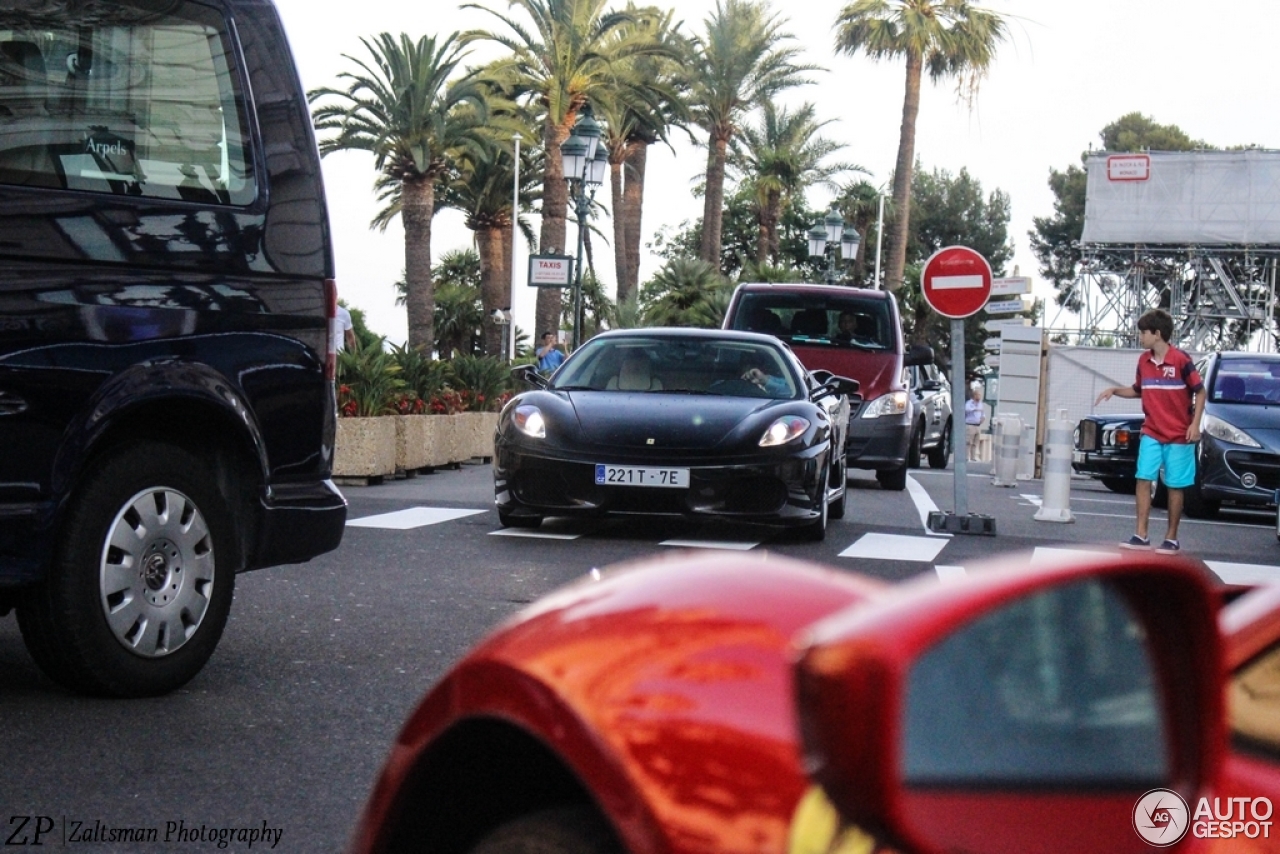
[494,329,860,541]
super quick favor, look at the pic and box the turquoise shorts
[1136,435,1196,488]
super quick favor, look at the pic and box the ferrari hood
[565,391,779,449]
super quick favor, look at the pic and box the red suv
[724,283,933,490]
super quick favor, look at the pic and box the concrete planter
[334,416,396,478]
[456,411,499,460]
[395,414,436,471]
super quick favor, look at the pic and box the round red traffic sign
[920,245,993,318]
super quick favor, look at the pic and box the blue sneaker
[1155,539,1181,554]
[1120,534,1152,550]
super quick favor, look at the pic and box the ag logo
[1134,788,1190,846]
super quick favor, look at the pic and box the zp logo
[1134,788,1190,846]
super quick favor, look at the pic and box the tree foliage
[308,32,490,351]
[899,164,1012,375]
[835,0,1008,293]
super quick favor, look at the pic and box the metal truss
[1048,245,1280,352]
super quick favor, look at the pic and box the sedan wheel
[926,421,952,469]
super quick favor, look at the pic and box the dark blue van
[0,0,346,696]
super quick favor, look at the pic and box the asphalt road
[2,459,1278,852]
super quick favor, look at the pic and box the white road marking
[347,507,486,529]
[906,473,951,537]
[840,533,949,563]
[935,564,967,581]
[660,538,759,550]
[1029,546,1116,568]
[1204,561,1280,585]
[489,528,581,540]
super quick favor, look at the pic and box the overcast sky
[271,0,1280,344]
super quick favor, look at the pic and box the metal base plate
[927,510,997,536]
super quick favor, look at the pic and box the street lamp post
[561,104,605,349]
[807,206,861,285]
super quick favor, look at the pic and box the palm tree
[437,136,543,358]
[834,0,1007,292]
[639,257,730,326]
[686,0,818,270]
[463,0,679,340]
[595,6,691,306]
[728,101,857,263]
[308,33,489,351]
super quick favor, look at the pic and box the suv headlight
[1201,413,1260,448]
[860,391,909,419]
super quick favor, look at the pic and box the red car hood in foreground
[350,551,883,854]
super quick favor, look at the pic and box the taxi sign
[921,245,993,318]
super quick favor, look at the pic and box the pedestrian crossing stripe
[347,507,485,529]
[840,533,949,563]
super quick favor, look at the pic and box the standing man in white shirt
[334,303,356,352]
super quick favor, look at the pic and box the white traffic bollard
[1035,408,1075,523]
[992,414,1021,487]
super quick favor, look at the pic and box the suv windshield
[727,292,892,350]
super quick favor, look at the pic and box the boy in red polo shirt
[1095,309,1205,553]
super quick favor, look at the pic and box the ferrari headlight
[1201,412,1260,448]
[513,404,546,438]
[860,391,909,419]
[760,415,810,447]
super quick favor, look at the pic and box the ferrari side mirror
[793,555,1223,854]
[511,364,547,389]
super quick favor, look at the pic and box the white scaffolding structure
[1050,151,1280,352]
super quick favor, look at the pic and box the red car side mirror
[793,555,1223,854]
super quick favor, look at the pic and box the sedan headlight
[1201,412,1260,448]
[760,415,810,447]
[513,404,546,438]
[860,391,909,419]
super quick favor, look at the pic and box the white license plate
[595,464,690,488]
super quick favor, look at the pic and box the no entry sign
[921,245,993,318]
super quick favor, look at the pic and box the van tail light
[324,278,337,381]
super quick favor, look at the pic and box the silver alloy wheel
[98,487,215,658]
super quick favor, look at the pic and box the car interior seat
[1216,374,1246,403]
[791,309,828,338]
[749,308,786,336]
[608,355,663,391]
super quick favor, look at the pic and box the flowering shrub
[338,345,515,417]
[393,393,427,415]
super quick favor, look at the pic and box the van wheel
[17,444,234,697]
[877,465,908,492]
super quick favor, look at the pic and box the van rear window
[0,1,255,205]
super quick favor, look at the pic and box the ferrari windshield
[551,334,801,399]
